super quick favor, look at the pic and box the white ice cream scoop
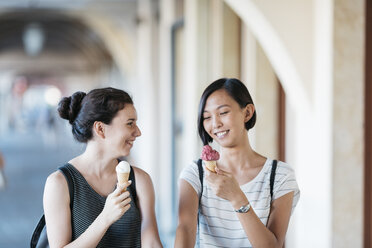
[116,161,131,173]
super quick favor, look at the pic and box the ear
[93,121,105,139]
[244,104,255,123]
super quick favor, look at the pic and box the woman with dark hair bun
[175,78,300,247]
[43,87,162,248]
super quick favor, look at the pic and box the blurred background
[0,0,368,247]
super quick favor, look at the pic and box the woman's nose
[134,125,141,137]
[212,116,222,129]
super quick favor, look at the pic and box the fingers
[206,168,222,180]
[119,197,132,209]
[116,197,131,216]
[121,180,132,189]
[206,167,232,187]
[121,203,131,214]
[116,190,131,203]
[215,167,230,177]
[114,180,132,196]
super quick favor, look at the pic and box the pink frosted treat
[201,145,220,172]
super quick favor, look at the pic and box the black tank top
[64,163,141,248]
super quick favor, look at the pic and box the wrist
[231,192,248,210]
[97,212,111,228]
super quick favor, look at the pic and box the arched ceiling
[0,10,112,62]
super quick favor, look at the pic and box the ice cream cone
[201,145,220,173]
[117,172,130,186]
[204,160,217,172]
[116,161,131,191]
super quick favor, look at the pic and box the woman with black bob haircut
[43,87,162,248]
[197,78,257,145]
[175,78,300,247]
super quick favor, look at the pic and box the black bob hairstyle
[58,87,133,143]
[197,78,256,145]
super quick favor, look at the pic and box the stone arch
[224,0,311,113]
[77,12,136,80]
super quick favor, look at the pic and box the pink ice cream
[201,145,220,161]
[201,145,219,172]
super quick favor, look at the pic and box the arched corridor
[0,1,367,247]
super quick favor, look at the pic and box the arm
[0,152,4,169]
[233,191,294,248]
[133,167,162,248]
[207,168,294,248]
[43,171,131,248]
[174,179,199,248]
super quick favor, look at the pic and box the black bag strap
[30,215,46,247]
[128,165,137,205]
[196,159,203,241]
[270,160,278,200]
[197,159,203,204]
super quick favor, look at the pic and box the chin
[119,149,130,157]
[215,139,235,148]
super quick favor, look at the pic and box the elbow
[175,223,196,248]
[141,240,163,248]
[176,222,196,236]
[271,236,284,248]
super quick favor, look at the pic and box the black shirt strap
[59,165,74,209]
[129,165,137,205]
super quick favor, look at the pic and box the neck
[219,134,261,171]
[72,141,117,178]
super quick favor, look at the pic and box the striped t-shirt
[179,158,300,248]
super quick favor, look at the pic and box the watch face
[235,203,250,213]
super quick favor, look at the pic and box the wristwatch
[234,203,251,213]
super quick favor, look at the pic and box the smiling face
[202,89,250,148]
[103,104,141,157]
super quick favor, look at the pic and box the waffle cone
[117,172,130,190]
[204,160,216,172]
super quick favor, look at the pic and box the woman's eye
[203,116,211,120]
[127,122,134,127]
[220,111,229,115]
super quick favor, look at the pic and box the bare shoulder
[44,170,69,205]
[132,166,152,185]
[131,166,155,201]
[46,170,68,189]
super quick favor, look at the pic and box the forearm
[62,214,110,248]
[141,221,163,248]
[175,224,196,248]
[237,209,279,247]
[231,197,278,248]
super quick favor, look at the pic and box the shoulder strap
[30,215,47,247]
[196,159,203,240]
[197,159,203,204]
[129,165,137,205]
[270,160,278,200]
[58,165,74,209]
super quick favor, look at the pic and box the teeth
[216,131,227,137]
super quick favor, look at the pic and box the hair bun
[58,91,86,124]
